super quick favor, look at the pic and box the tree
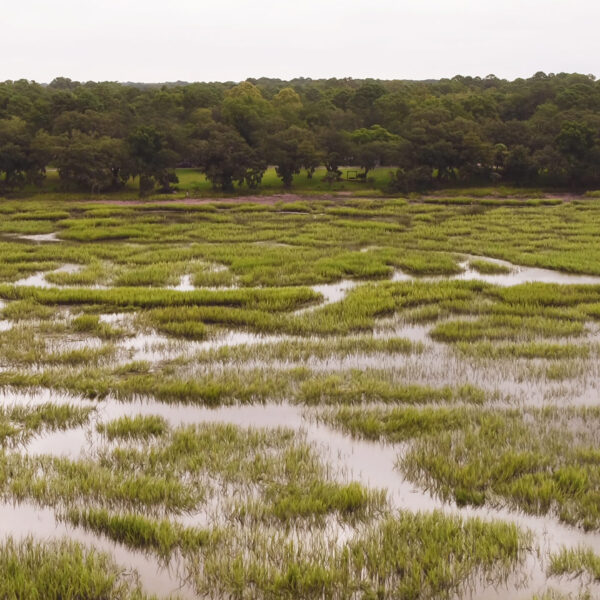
[318,128,352,180]
[272,88,303,125]
[504,145,536,185]
[129,126,179,195]
[0,117,46,189]
[198,123,264,191]
[54,132,131,192]
[267,126,319,188]
[350,125,404,176]
[221,82,271,147]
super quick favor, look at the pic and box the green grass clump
[97,415,168,441]
[0,367,294,405]
[324,406,480,442]
[65,508,215,558]
[0,284,320,312]
[431,315,584,343]
[0,537,153,599]
[239,478,386,524]
[469,259,512,275]
[9,454,200,512]
[71,314,123,339]
[45,262,109,287]
[0,402,92,446]
[302,371,486,405]
[191,265,235,288]
[1,299,56,321]
[114,263,186,287]
[383,250,463,276]
[548,546,600,581]
[154,320,207,340]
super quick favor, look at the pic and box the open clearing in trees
[2,192,600,599]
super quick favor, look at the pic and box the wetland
[1,194,600,598]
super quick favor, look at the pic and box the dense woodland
[1,72,600,194]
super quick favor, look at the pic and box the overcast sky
[2,0,598,83]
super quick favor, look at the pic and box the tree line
[1,72,600,194]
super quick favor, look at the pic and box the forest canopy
[1,72,600,194]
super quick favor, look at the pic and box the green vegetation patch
[97,415,168,441]
[469,259,512,275]
[548,546,600,581]
[65,508,215,558]
[0,537,154,600]
[326,406,600,530]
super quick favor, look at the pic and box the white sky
[2,0,598,83]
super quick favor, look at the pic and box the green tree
[198,123,264,192]
[54,132,131,193]
[129,126,179,195]
[267,126,319,188]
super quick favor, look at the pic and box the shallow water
[15,232,60,243]
[1,389,599,598]
[4,250,600,597]
[14,263,82,288]
[456,255,600,286]
[295,280,359,315]
[169,274,195,291]
[0,500,195,599]
[391,255,600,287]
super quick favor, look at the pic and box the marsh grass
[4,196,600,595]
[469,259,512,275]
[192,511,528,599]
[326,405,600,530]
[72,314,124,339]
[97,415,168,441]
[191,336,421,364]
[431,316,585,343]
[455,341,590,360]
[548,546,600,581]
[8,454,200,513]
[0,284,320,312]
[1,299,56,321]
[301,372,487,405]
[0,537,154,600]
[64,508,215,558]
[0,402,93,446]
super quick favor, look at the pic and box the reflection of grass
[455,341,590,360]
[532,591,593,600]
[191,336,421,364]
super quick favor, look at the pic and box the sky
[2,0,599,83]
